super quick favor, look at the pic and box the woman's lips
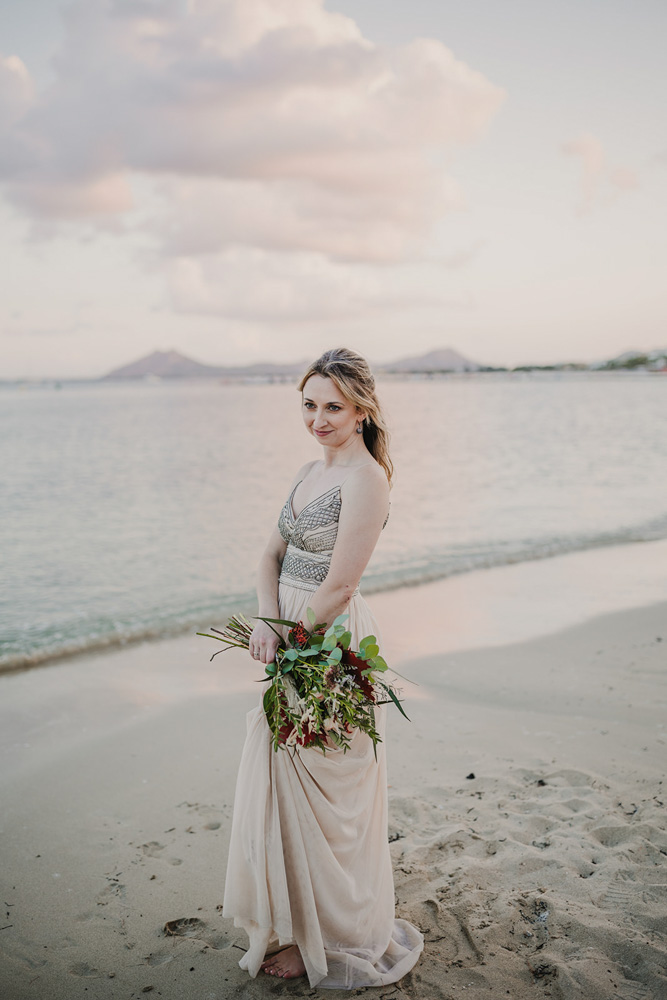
[314,429,331,436]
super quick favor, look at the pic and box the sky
[1,0,665,378]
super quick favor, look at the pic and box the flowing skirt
[222,582,424,989]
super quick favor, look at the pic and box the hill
[102,349,306,380]
[380,347,482,373]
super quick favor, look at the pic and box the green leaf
[333,613,349,627]
[327,646,342,664]
[255,616,298,628]
[359,634,376,651]
[322,634,338,651]
[338,630,352,649]
[306,606,316,625]
[265,663,277,677]
[283,648,299,661]
[364,643,379,659]
[373,655,388,671]
[380,682,411,721]
[263,687,273,715]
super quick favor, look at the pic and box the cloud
[0,0,504,321]
[1,1,503,238]
[608,166,639,192]
[167,246,471,323]
[562,132,639,214]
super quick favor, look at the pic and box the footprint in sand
[140,841,182,865]
[69,961,102,977]
[97,881,126,904]
[143,952,174,967]
[615,983,652,1000]
[162,916,233,951]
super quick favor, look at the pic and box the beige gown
[222,482,424,989]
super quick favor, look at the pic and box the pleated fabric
[222,581,424,989]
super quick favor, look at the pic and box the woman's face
[301,374,363,446]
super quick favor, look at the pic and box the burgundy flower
[341,648,375,701]
[288,621,310,648]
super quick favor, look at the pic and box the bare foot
[261,945,306,979]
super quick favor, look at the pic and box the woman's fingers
[248,622,280,663]
[259,638,279,665]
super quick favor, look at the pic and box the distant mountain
[381,347,482,373]
[100,343,667,383]
[101,349,306,380]
[102,350,222,379]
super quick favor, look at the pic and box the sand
[1,539,666,999]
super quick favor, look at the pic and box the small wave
[0,589,257,675]
[362,513,667,594]
[2,513,666,675]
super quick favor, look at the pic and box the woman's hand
[248,620,281,666]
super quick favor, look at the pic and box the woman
[222,348,424,989]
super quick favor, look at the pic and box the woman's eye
[328,405,341,411]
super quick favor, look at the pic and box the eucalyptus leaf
[327,646,343,663]
[255,616,298,628]
[306,606,316,625]
[379,682,411,721]
[333,613,349,627]
[263,687,273,714]
[365,643,380,659]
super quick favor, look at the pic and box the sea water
[1,372,666,671]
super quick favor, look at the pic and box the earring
[356,422,363,434]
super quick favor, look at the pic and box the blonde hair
[297,347,393,485]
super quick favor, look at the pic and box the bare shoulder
[290,458,320,489]
[341,461,390,510]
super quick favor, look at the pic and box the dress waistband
[278,572,360,598]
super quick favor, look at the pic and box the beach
[1,539,666,1000]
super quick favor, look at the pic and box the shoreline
[3,535,667,678]
[1,543,666,998]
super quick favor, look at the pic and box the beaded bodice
[278,482,344,593]
[277,479,389,594]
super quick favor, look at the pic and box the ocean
[2,371,666,672]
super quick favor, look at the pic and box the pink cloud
[562,132,639,215]
[0,0,504,322]
[0,1,503,252]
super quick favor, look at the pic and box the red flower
[341,648,375,701]
[288,621,310,648]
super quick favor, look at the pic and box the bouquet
[197,608,408,755]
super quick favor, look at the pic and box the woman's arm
[255,523,288,620]
[249,461,318,664]
[305,465,390,628]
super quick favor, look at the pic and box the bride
[222,347,424,989]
